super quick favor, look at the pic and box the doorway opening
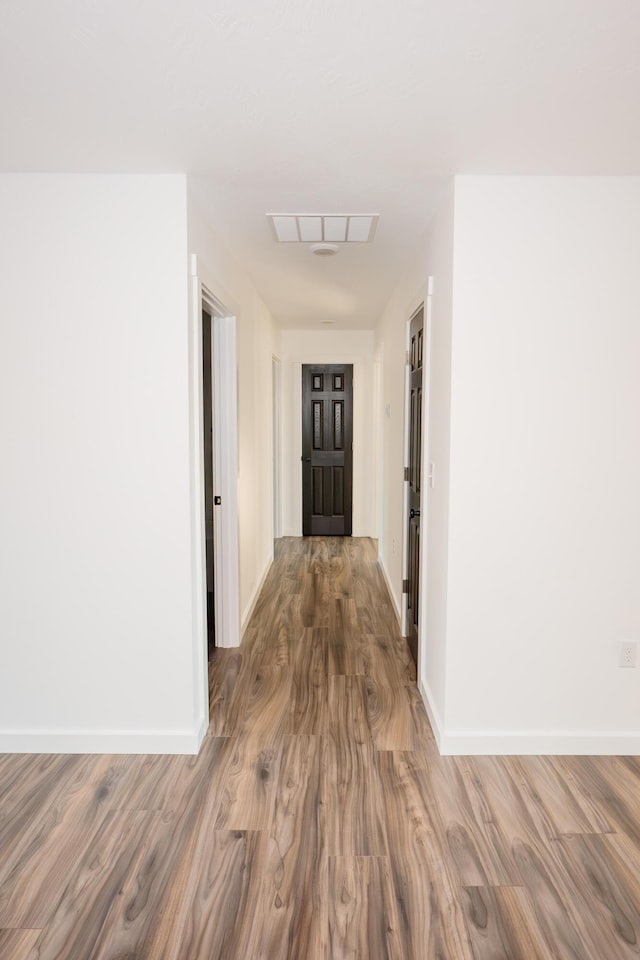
[199,285,240,652]
[272,355,282,542]
[202,307,215,659]
[301,363,353,535]
[192,256,240,654]
[402,278,433,678]
[190,255,240,744]
[404,304,424,665]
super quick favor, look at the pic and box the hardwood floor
[1,536,640,958]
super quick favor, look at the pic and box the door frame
[190,254,240,734]
[284,353,373,538]
[402,278,434,683]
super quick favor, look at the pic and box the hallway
[1,537,640,958]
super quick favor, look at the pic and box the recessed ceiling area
[1,0,640,330]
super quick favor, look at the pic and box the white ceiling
[2,0,639,329]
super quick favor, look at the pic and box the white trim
[241,556,273,636]
[188,259,209,740]
[194,712,209,746]
[417,281,434,695]
[378,554,402,627]
[0,726,206,756]
[416,680,640,755]
[190,254,240,668]
[401,327,411,638]
[213,313,241,648]
[418,677,445,750]
[436,730,640,756]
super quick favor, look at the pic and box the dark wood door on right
[407,306,424,665]
[302,364,353,536]
[202,308,215,659]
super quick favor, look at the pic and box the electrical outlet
[392,537,396,556]
[619,641,637,668]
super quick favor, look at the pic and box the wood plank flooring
[1,536,640,958]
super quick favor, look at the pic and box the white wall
[0,174,200,752]
[444,176,640,753]
[279,329,376,538]
[187,185,279,633]
[375,181,455,732]
[6,174,635,757]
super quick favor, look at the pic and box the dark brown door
[407,306,424,664]
[302,364,353,536]
[202,308,215,659]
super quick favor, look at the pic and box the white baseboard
[194,711,209,746]
[436,730,640,756]
[240,555,273,638]
[414,681,640,755]
[378,555,402,627]
[0,724,207,756]
[418,678,445,751]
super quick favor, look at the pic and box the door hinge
[404,466,410,482]
[402,579,409,594]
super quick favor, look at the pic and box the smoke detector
[310,242,339,256]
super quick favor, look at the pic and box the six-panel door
[302,364,353,535]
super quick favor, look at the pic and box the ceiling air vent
[268,214,378,245]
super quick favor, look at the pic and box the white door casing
[189,255,241,742]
